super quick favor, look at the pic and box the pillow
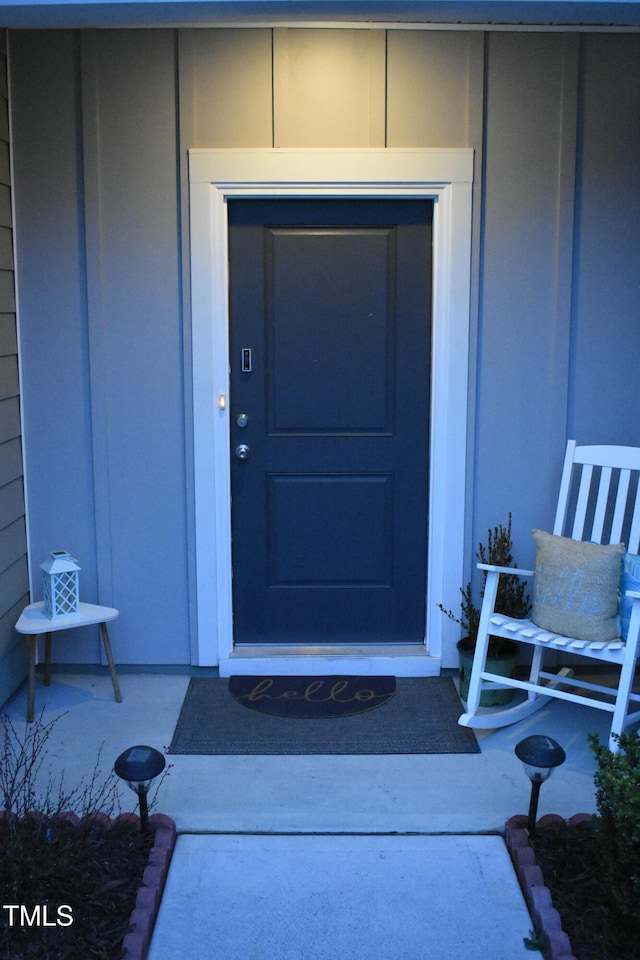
[619,552,640,640]
[531,530,623,642]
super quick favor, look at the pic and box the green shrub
[589,730,640,920]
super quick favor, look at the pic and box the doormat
[228,675,398,719]
[168,677,479,755]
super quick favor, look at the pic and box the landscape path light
[114,745,166,831]
[514,734,566,835]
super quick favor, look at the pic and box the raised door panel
[266,226,394,434]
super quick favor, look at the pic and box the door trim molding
[188,148,474,674]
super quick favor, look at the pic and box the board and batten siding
[0,30,29,703]
[7,27,640,674]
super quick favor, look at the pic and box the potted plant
[438,514,531,705]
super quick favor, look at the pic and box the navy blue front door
[228,199,432,644]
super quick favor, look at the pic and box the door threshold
[218,645,440,678]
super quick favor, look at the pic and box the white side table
[15,601,122,722]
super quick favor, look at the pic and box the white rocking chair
[459,441,640,751]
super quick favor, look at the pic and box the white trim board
[188,148,473,676]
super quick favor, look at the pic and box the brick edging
[505,813,593,960]
[120,812,177,960]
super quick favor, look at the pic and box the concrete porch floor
[1,668,614,959]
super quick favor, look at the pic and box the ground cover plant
[531,730,640,960]
[0,712,155,960]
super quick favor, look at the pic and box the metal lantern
[41,551,81,619]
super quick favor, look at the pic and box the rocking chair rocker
[459,441,640,751]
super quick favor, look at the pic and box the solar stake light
[515,735,566,835]
[114,745,166,831]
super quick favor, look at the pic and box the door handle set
[234,412,251,460]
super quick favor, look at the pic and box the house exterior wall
[570,35,640,443]
[0,30,29,703]
[7,26,640,673]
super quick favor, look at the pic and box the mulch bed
[0,811,175,960]
[507,814,640,960]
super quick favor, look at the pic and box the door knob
[235,444,251,461]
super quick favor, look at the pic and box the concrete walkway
[148,833,534,960]
[2,669,611,959]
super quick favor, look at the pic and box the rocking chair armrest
[477,563,534,577]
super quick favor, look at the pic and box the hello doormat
[228,675,397,719]
[168,676,479,755]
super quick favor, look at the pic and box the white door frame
[189,148,473,676]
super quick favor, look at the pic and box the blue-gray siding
[0,29,28,702]
[7,27,640,671]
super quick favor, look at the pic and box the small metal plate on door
[241,348,252,372]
